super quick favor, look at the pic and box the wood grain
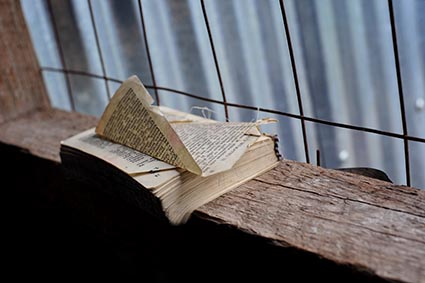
[0,0,50,124]
[2,1,423,281]
[196,161,425,283]
[0,109,96,162]
[1,109,424,283]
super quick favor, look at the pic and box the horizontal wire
[41,66,123,84]
[40,66,425,144]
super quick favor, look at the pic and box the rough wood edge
[1,109,424,283]
[0,108,97,163]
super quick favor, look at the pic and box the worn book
[60,76,281,225]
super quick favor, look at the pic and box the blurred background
[21,0,425,188]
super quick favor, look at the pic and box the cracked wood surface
[196,161,425,283]
[0,109,424,283]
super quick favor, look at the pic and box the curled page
[96,76,269,176]
[96,76,201,175]
[172,122,259,176]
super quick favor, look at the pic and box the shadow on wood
[3,143,389,282]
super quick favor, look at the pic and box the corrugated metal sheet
[21,0,425,188]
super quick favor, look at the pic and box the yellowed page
[96,76,202,175]
[161,106,277,176]
[172,122,260,176]
[95,75,273,177]
[61,128,179,188]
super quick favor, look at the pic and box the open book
[60,76,281,224]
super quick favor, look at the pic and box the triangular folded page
[96,76,200,174]
[96,76,269,176]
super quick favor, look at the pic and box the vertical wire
[200,0,229,121]
[316,149,321,166]
[138,0,160,105]
[45,0,75,111]
[388,0,411,186]
[88,0,111,100]
[279,0,310,163]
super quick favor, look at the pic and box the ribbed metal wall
[21,0,425,188]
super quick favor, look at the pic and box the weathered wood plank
[1,1,422,281]
[1,109,424,283]
[0,109,96,162]
[0,0,50,123]
[196,162,425,283]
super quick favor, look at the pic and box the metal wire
[39,1,425,187]
[45,0,75,111]
[200,0,229,121]
[388,0,410,186]
[279,0,310,164]
[138,0,160,105]
[316,149,321,167]
[87,0,111,100]
[40,66,425,145]
[42,67,123,83]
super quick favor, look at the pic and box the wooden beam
[0,0,50,124]
[196,162,425,283]
[2,1,423,281]
[0,108,424,283]
[0,109,96,162]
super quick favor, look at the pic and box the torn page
[95,75,269,176]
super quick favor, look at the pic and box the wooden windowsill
[3,0,422,280]
[1,108,424,283]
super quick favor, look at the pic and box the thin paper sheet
[95,76,265,176]
[61,128,179,188]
